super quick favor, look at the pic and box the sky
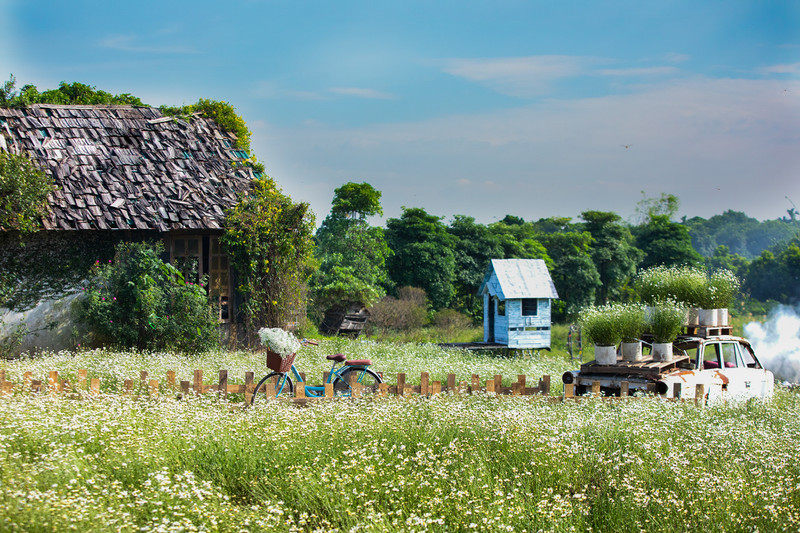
[2,0,799,226]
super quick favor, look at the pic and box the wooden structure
[319,303,369,337]
[0,368,552,405]
[479,259,558,349]
[0,104,256,324]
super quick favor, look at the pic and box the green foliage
[75,241,218,352]
[1,75,145,107]
[536,231,601,321]
[634,191,680,224]
[615,302,647,342]
[160,98,252,153]
[0,151,57,234]
[634,265,707,307]
[580,210,642,304]
[386,207,457,309]
[221,177,315,342]
[329,181,383,219]
[311,182,391,316]
[684,209,798,259]
[366,286,430,336]
[634,214,704,270]
[744,243,800,303]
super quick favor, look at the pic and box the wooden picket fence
[0,368,552,404]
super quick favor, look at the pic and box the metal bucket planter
[594,345,618,365]
[699,309,718,327]
[717,308,729,326]
[621,341,643,362]
[652,342,673,362]
[685,308,700,327]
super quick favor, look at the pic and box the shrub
[648,299,686,343]
[0,151,57,234]
[433,308,473,337]
[634,265,705,306]
[75,242,218,352]
[703,269,741,309]
[367,292,429,335]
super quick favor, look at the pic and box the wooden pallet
[683,326,732,337]
[580,355,690,377]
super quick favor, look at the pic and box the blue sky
[2,0,799,225]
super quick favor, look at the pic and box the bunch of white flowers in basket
[258,327,301,356]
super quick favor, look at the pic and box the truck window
[720,342,739,368]
[701,343,722,369]
[740,344,759,368]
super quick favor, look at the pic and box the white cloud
[99,34,197,54]
[442,55,598,97]
[758,62,800,75]
[598,66,679,76]
[255,77,800,223]
[328,87,395,100]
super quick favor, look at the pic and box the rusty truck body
[562,328,774,401]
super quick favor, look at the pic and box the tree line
[311,185,800,324]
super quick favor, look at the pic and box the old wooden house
[0,104,257,347]
[479,259,558,349]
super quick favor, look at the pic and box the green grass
[1,330,796,532]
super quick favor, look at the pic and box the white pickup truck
[562,330,775,400]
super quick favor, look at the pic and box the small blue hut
[479,259,559,349]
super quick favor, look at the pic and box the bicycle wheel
[252,372,294,404]
[333,367,382,396]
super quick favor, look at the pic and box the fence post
[140,371,148,390]
[486,378,496,394]
[620,381,630,397]
[695,384,706,407]
[218,370,228,400]
[325,382,334,398]
[471,374,480,394]
[193,370,203,395]
[447,374,456,392]
[591,381,601,397]
[397,373,406,397]
[564,383,575,399]
[78,369,88,390]
[244,372,254,404]
[539,375,551,396]
[90,378,100,395]
[149,379,159,398]
[49,371,58,395]
[167,371,176,389]
[124,379,134,395]
[420,372,429,396]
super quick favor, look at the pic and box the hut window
[522,299,538,316]
[170,236,202,285]
[496,299,505,316]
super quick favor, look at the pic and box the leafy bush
[75,242,218,352]
[634,265,706,306]
[703,269,741,309]
[367,288,430,335]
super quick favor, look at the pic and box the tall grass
[1,333,793,532]
[1,382,798,532]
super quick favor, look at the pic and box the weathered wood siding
[506,298,551,349]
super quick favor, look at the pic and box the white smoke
[744,305,800,384]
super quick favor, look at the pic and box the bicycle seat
[345,359,372,366]
[326,353,346,363]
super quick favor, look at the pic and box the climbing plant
[221,177,315,343]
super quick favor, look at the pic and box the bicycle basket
[266,349,297,373]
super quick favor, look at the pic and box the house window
[170,236,202,285]
[522,298,538,316]
[496,298,505,316]
[209,236,231,322]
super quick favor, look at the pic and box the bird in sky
[621,144,633,149]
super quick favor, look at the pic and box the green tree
[311,182,391,317]
[447,215,504,319]
[634,214,703,270]
[385,207,456,309]
[0,151,56,234]
[745,243,800,303]
[537,231,601,320]
[580,210,642,304]
[705,245,749,281]
[1,75,144,108]
[221,177,315,342]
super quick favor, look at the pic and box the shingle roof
[479,259,559,299]
[0,104,255,231]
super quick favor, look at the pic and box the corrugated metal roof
[480,259,558,299]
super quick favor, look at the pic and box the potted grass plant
[647,299,686,361]
[635,265,706,325]
[617,303,647,362]
[579,304,621,365]
[705,269,740,326]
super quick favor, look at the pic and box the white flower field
[1,341,799,532]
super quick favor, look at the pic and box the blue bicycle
[251,340,382,404]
